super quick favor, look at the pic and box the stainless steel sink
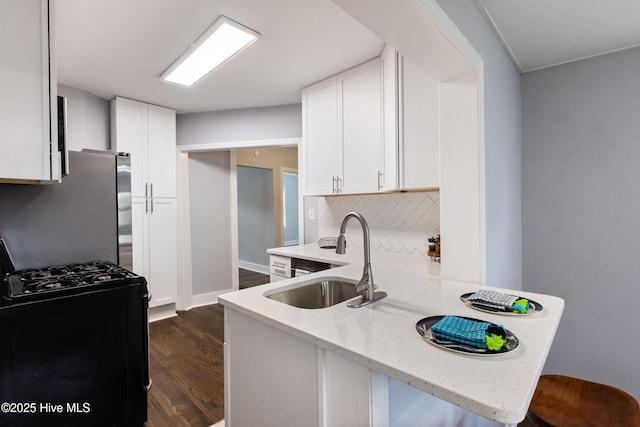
[265,278,359,309]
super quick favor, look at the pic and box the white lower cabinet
[224,306,477,427]
[225,307,387,427]
[225,308,320,427]
[132,197,177,308]
[319,349,378,426]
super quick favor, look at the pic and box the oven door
[0,281,148,427]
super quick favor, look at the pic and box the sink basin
[266,278,359,309]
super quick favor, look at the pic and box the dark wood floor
[146,303,225,427]
[238,268,270,289]
[145,269,269,426]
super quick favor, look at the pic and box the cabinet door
[226,308,319,426]
[400,55,440,189]
[111,97,148,198]
[130,197,149,278]
[147,105,176,198]
[381,45,399,192]
[302,78,340,196]
[0,0,54,182]
[340,58,383,194]
[147,198,177,307]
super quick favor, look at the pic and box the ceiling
[55,0,384,114]
[57,1,640,114]
[475,0,640,72]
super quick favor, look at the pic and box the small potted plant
[428,235,440,255]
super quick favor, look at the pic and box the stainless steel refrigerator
[0,150,132,270]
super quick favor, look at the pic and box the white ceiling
[57,1,640,114]
[475,0,640,72]
[55,0,384,114]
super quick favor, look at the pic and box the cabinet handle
[332,176,337,194]
[150,197,154,214]
[337,176,342,193]
[150,182,153,198]
[378,170,383,191]
[145,197,149,214]
[145,182,149,198]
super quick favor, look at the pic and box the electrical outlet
[308,208,316,221]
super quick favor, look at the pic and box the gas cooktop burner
[25,279,80,294]
[3,261,143,301]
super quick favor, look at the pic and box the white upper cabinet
[399,52,440,189]
[339,58,383,195]
[382,45,440,191]
[0,0,58,183]
[110,97,176,199]
[147,104,177,198]
[381,45,400,192]
[302,78,340,196]
[302,46,439,196]
[302,58,382,196]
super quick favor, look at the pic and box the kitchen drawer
[270,255,292,279]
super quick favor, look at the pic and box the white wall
[177,104,301,146]
[187,152,233,298]
[434,0,523,290]
[57,85,110,151]
[439,70,481,283]
[522,46,640,401]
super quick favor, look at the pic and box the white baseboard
[190,289,233,309]
[238,260,269,275]
[148,303,177,323]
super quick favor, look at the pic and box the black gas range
[3,261,144,303]
[0,239,149,427]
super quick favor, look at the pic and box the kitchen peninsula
[220,245,564,426]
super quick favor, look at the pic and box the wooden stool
[526,374,640,427]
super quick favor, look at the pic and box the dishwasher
[269,255,332,282]
[292,257,332,277]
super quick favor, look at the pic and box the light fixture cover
[162,16,260,87]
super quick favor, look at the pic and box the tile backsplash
[316,191,440,255]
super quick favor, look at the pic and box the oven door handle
[144,379,152,392]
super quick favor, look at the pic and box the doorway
[235,147,298,276]
[282,169,299,246]
[237,165,274,273]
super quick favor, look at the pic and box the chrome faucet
[336,212,387,308]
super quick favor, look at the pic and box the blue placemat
[430,315,492,348]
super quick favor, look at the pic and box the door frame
[175,138,300,310]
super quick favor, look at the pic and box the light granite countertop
[219,244,564,424]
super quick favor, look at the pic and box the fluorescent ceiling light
[162,16,260,87]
